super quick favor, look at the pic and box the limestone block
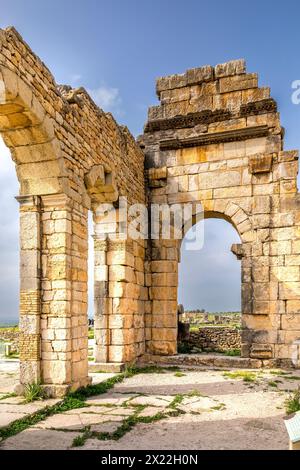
[252,195,271,214]
[152,328,177,342]
[186,65,214,85]
[109,265,136,283]
[161,87,190,104]
[241,87,270,104]
[111,329,135,345]
[107,251,135,268]
[279,282,300,300]
[214,185,251,199]
[215,59,246,78]
[109,315,134,329]
[219,73,258,94]
[271,266,299,282]
[43,360,71,384]
[285,255,300,266]
[152,314,177,328]
[150,286,177,301]
[112,298,139,315]
[152,273,178,287]
[213,91,242,114]
[108,345,125,363]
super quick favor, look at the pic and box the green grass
[174,372,186,378]
[223,370,257,382]
[268,381,278,388]
[88,329,94,340]
[187,390,203,397]
[285,388,300,415]
[71,389,189,447]
[211,403,226,411]
[224,349,241,357]
[0,392,16,401]
[168,394,185,410]
[0,326,19,332]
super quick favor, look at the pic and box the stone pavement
[1,362,299,450]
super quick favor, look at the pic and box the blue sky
[0,0,300,321]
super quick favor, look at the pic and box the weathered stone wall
[0,27,147,395]
[188,327,241,353]
[140,59,300,367]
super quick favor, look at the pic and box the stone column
[149,239,179,356]
[17,195,42,389]
[40,194,90,396]
[107,238,137,364]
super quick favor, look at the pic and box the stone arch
[0,66,67,196]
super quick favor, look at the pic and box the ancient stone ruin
[1,27,300,396]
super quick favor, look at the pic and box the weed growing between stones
[223,370,257,382]
[285,388,300,415]
[72,396,187,447]
[174,372,186,378]
[23,382,45,403]
[0,393,16,401]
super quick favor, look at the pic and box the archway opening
[178,217,242,356]
[0,136,19,360]
[87,210,95,365]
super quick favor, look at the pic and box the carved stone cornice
[145,109,231,133]
[144,98,277,134]
[240,98,277,117]
[159,125,270,151]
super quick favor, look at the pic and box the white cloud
[88,85,123,115]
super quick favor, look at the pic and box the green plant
[0,393,16,401]
[225,349,241,357]
[174,372,186,378]
[88,329,94,340]
[223,370,257,382]
[285,388,300,415]
[268,381,278,388]
[72,427,92,447]
[211,403,226,411]
[23,382,45,403]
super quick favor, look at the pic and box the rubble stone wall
[188,327,241,352]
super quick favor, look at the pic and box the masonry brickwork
[0,28,300,396]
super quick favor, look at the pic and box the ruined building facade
[0,28,300,396]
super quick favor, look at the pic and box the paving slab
[0,411,27,428]
[1,428,80,450]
